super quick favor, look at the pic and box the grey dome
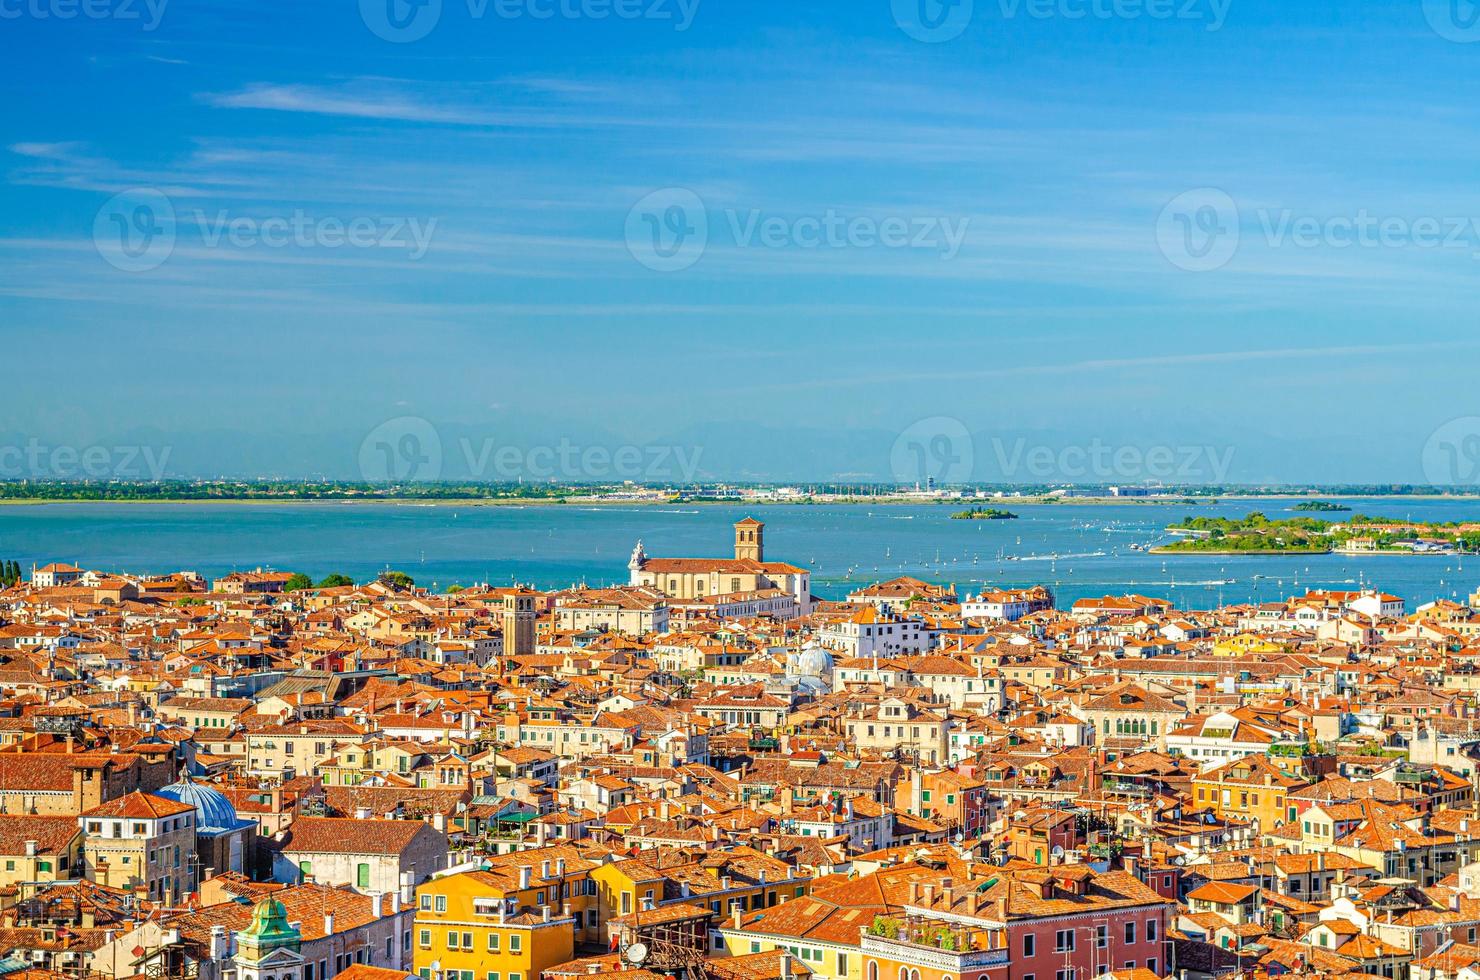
[794,643,834,678]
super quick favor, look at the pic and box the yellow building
[591,848,812,948]
[1191,754,1311,831]
[414,850,599,980]
[1212,633,1287,657]
[0,815,82,887]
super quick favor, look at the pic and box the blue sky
[5,0,1480,485]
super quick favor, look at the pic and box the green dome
[237,896,301,957]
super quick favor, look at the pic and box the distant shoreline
[6,492,1480,508]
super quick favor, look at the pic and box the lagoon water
[3,498,1480,608]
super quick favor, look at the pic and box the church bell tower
[734,518,764,562]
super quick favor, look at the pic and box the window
[1056,971,1076,980]
[435,895,447,912]
[1023,934,1036,957]
[1095,925,1108,948]
[487,934,500,952]
[1146,919,1158,942]
[420,895,433,910]
[1147,960,1157,975]
[488,974,500,980]
[446,932,458,950]
[357,864,371,888]
[461,933,473,950]
[751,943,761,954]
[1055,929,1075,952]
[838,955,848,975]
[509,934,522,953]
[299,860,313,877]
[1125,922,1136,944]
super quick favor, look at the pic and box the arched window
[899,967,909,980]
[867,963,878,980]
[910,970,920,980]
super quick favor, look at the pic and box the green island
[1292,501,1351,512]
[950,507,1019,520]
[1158,511,1480,555]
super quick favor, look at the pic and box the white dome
[794,643,834,678]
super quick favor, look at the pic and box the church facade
[628,518,812,615]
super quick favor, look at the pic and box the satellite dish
[1051,845,1065,858]
[626,944,649,965]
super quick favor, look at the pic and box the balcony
[860,916,1009,970]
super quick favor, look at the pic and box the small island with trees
[1158,511,1480,555]
[1292,501,1351,512]
[950,508,1019,520]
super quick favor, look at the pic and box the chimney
[401,871,415,905]
[519,866,532,889]
[355,807,373,820]
[733,906,742,928]
[209,925,228,961]
[372,893,384,918]
[324,912,335,935]
[433,812,446,833]
[555,858,566,877]
[542,860,552,880]
[911,770,923,815]
[542,905,552,922]
[24,841,36,858]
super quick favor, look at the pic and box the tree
[446,584,465,594]
[316,573,354,588]
[380,570,415,589]
[284,573,314,592]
